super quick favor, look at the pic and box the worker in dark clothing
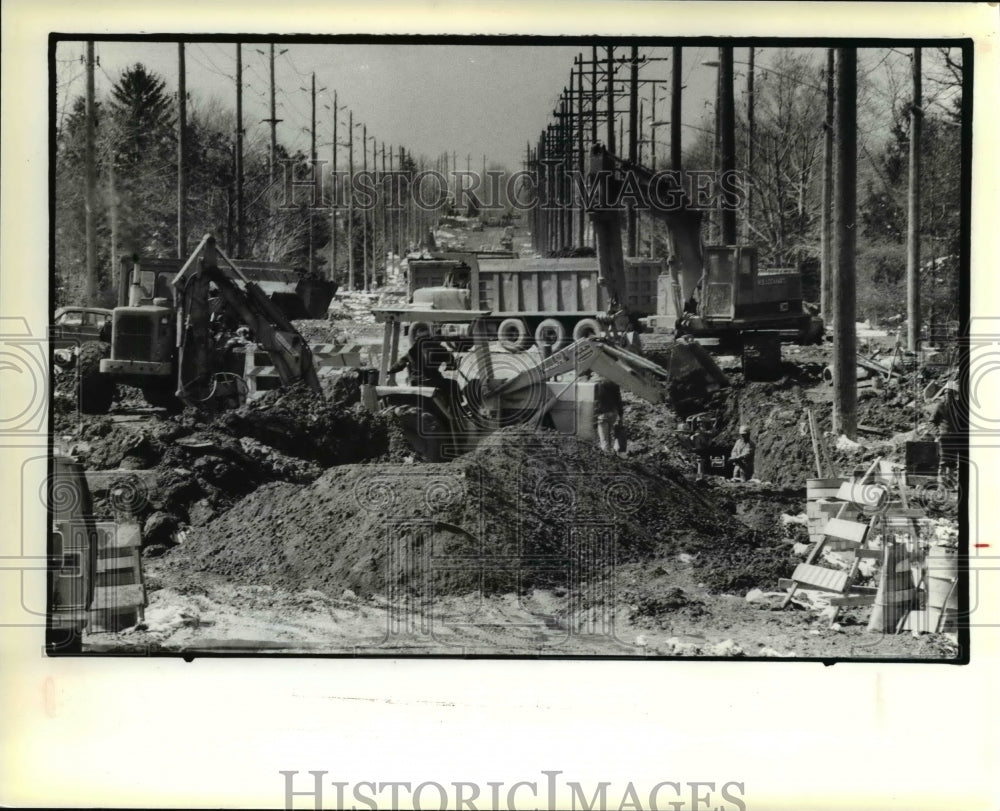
[931,380,964,479]
[690,419,714,479]
[730,425,756,482]
[388,325,462,415]
[98,316,112,343]
[593,377,625,453]
[388,325,445,386]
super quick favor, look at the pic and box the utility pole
[389,144,396,270]
[833,47,858,439]
[606,46,616,154]
[821,49,834,324]
[262,46,287,178]
[577,54,585,246]
[305,72,321,272]
[268,45,278,184]
[627,46,640,256]
[719,46,736,246]
[671,45,682,170]
[348,110,354,291]
[907,47,922,352]
[650,83,657,169]
[745,46,755,242]
[83,41,98,304]
[399,145,408,252]
[591,46,599,145]
[235,43,245,258]
[177,43,187,259]
[362,124,368,290]
[561,96,571,248]
[330,91,338,281]
[539,132,549,252]
[109,157,118,291]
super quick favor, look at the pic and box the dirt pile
[213,384,413,467]
[166,429,793,598]
[71,386,417,555]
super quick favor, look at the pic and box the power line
[191,43,234,81]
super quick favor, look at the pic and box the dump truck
[587,146,824,378]
[405,253,661,353]
[76,235,334,413]
[361,307,728,461]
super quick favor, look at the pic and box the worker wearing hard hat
[730,425,756,482]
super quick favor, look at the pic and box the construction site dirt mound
[212,383,413,467]
[165,428,788,598]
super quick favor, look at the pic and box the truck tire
[572,318,603,342]
[497,318,530,352]
[534,318,568,353]
[77,341,114,414]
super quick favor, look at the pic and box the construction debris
[54,250,961,657]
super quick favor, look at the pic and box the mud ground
[61,225,960,658]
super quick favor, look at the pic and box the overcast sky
[54,40,748,171]
[55,40,954,175]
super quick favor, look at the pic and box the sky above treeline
[54,40,959,174]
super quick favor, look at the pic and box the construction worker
[389,325,446,387]
[730,425,756,482]
[689,418,713,479]
[592,376,625,453]
[931,379,964,480]
[388,325,462,415]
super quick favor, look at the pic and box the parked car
[52,306,113,344]
[51,306,112,369]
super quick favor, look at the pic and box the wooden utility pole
[83,41,98,304]
[382,141,389,278]
[264,43,284,188]
[348,110,354,291]
[399,145,408,252]
[389,144,396,268]
[306,72,320,272]
[671,45,682,170]
[361,124,371,292]
[235,43,245,259]
[177,43,187,258]
[362,124,368,289]
[833,47,858,439]
[627,46,639,256]
[719,46,737,246]
[821,49,834,324]
[330,91,338,281]
[606,46,616,154]
[577,54,585,246]
[109,158,118,289]
[745,46,755,242]
[907,47,922,351]
[591,46,599,145]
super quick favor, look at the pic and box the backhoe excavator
[78,234,325,413]
[586,145,824,379]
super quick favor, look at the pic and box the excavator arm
[587,146,707,311]
[483,336,727,408]
[173,234,321,407]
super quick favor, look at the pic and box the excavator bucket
[232,264,338,319]
[657,340,729,416]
